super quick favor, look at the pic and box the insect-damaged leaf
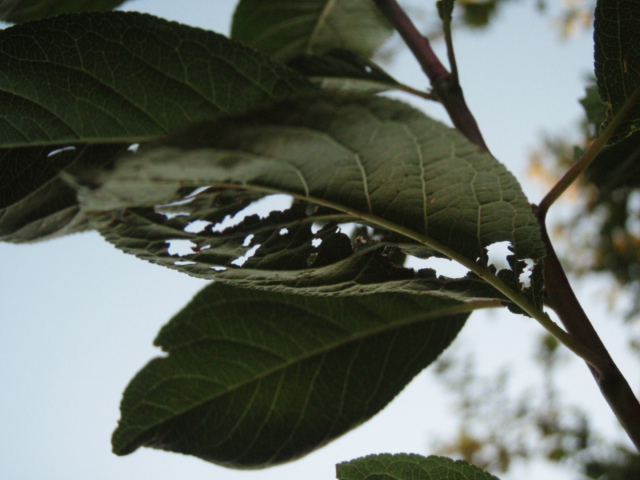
[594,0,640,141]
[97,192,536,306]
[0,0,126,23]
[337,453,501,480]
[231,0,393,63]
[112,283,469,467]
[0,11,312,242]
[85,93,545,290]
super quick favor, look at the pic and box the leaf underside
[112,283,468,468]
[85,93,544,302]
[336,453,501,480]
[0,0,127,23]
[0,11,312,242]
[231,0,394,62]
[594,0,640,141]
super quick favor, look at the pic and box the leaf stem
[538,83,640,217]
[372,0,488,151]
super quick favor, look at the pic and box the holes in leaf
[174,260,196,266]
[184,220,212,233]
[279,228,289,235]
[485,241,512,269]
[406,256,470,279]
[166,239,198,256]
[243,234,255,247]
[232,244,261,267]
[519,259,535,287]
[47,146,76,157]
[212,194,293,232]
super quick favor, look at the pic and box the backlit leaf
[112,283,469,467]
[85,93,545,291]
[0,0,126,23]
[231,0,393,62]
[594,0,640,140]
[0,11,312,242]
[337,453,501,480]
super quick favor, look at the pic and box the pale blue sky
[1,2,636,480]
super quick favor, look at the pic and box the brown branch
[372,0,489,152]
[535,206,640,451]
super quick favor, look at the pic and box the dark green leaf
[0,144,122,242]
[437,0,455,24]
[288,48,403,94]
[594,0,640,140]
[0,0,126,23]
[586,131,640,193]
[0,12,312,149]
[460,2,498,28]
[112,283,468,467]
[97,192,521,303]
[231,0,393,62]
[337,453,501,480]
[85,93,545,277]
[0,11,312,242]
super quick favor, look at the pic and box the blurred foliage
[432,336,640,479]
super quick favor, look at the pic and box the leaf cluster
[3,0,640,479]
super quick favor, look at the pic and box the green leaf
[594,0,640,140]
[336,453,501,480]
[0,11,312,242]
[84,93,545,280]
[112,283,469,467]
[0,144,123,242]
[287,48,403,94]
[0,0,126,23]
[231,0,393,63]
[0,12,312,149]
[96,191,526,304]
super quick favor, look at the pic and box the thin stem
[438,1,458,83]
[538,83,640,217]
[373,0,488,152]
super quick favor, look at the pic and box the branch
[535,205,640,451]
[373,0,488,152]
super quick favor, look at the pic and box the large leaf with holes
[96,190,541,307]
[595,0,640,141]
[84,93,545,293]
[231,0,393,63]
[112,282,469,467]
[0,11,312,242]
[0,0,126,23]
[337,454,501,480]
